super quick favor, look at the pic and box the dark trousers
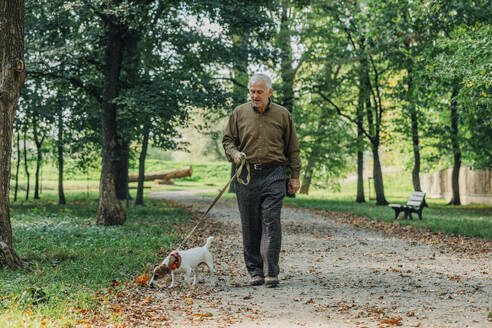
[235,166,286,278]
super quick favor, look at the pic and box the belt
[250,162,288,170]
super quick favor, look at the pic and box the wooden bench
[388,191,426,220]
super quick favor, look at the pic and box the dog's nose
[149,281,156,288]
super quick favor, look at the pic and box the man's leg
[260,173,286,279]
[235,180,264,278]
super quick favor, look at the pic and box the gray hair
[249,72,272,90]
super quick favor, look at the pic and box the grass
[1,190,192,327]
[281,196,492,239]
[2,160,491,326]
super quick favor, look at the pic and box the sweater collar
[251,99,272,113]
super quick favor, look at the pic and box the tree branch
[27,70,102,102]
[316,88,371,139]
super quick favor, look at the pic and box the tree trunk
[371,143,388,205]
[135,126,150,206]
[32,115,43,199]
[34,135,42,200]
[14,132,20,202]
[356,150,365,202]
[23,129,29,200]
[361,53,387,205]
[96,10,126,226]
[448,85,461,205]
[277,2,295,113]
[115,138,130,200]
[356,73,365,203]
[407,69,422,192]
[300,156,315,195]
[0,0,25,269]
[228,28,249,193]
[57,112,66,205]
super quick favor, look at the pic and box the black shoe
[265,277,279,288]
[250,276,265,286]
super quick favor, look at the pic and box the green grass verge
[1,190,192,327]
[282,196,492,239]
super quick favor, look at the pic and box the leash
[175,156,250,249]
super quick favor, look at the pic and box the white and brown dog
[149,237,214,288]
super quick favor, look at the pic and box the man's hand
[233,152,246,165]
[288,178,300,195]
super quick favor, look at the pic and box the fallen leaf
[136,273,149,285]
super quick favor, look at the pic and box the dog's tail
[204,236,213,249]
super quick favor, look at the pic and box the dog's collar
[170,252,181,270]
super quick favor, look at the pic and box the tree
[312,1,392,205]
[95,0,126,225]
[0,0,25,269]
[420,22,492,205]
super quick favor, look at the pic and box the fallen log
[154,179,175,185]
[128,166,192,183]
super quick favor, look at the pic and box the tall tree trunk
[14,132,20,202]
[0,0,25,269]
[300,155,315,194]
[34,149,41,199]
[96,11,126,225]
[32,114,46,199]
[33,123,43,199]
[23,129,29,200]
[361,55,387,205]
[57,112,66,205]
[407,69,422,192]
[356,72,365,203]
[115,29,140,201]
[448,85,461,205]
[371,142,387,205]
[135,126,150,206]
[228,31,249,193]
[356,150,365,202]
[277,2,295,113]
[114,138,130,200]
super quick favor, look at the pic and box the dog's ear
[153,264,170,278]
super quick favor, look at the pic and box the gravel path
[123,190,491,328]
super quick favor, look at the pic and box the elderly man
[222,72,301,287]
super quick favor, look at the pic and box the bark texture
[356,73,365,203]
[448,85,461,205]
[0,0,25,269]
[96,11,126,225]
[57,112,66,205]
[407,70,422,192]
[135,127,150,206]
[277,2,295,113]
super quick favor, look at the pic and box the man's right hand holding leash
[233,151,246,165]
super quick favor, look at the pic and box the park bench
[388,191,426,220]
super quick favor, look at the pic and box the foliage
[13,0,492,205]
[426,23,492,169]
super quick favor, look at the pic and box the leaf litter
[75,192,491,327]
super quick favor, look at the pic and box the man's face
[249,80,273,112]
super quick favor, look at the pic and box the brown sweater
[222,101,302,179]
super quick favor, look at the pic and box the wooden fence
[421,167,492,205]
